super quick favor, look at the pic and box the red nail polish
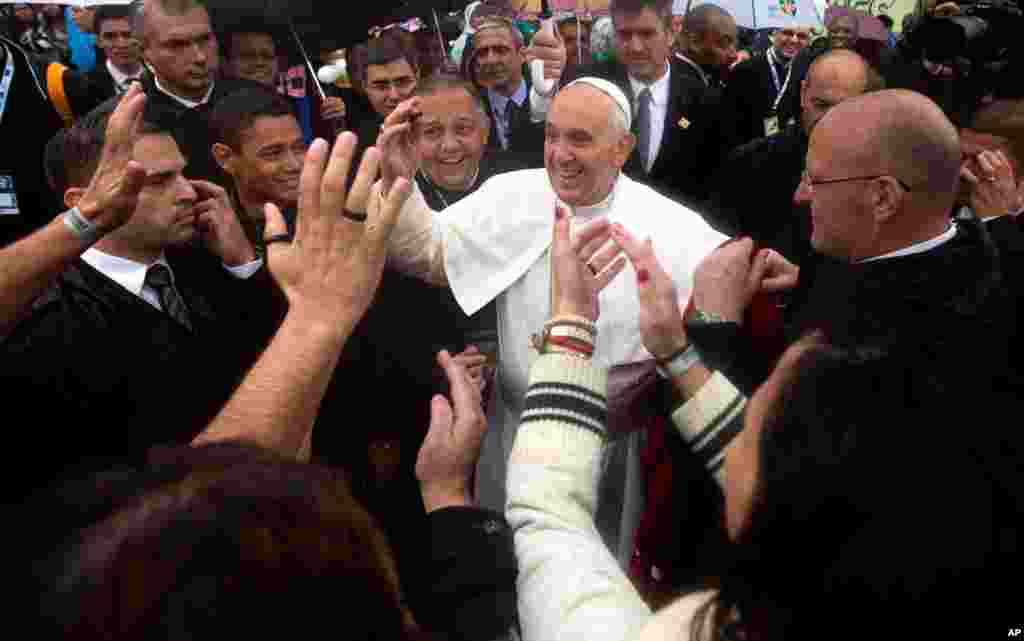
[637,268,650,283]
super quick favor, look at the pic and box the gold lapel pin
[678,116,691,129]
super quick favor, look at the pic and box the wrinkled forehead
[551,85,617,131]
[132,133,186,173]
[417,89,482,123]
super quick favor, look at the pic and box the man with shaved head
[375,78,728,575]
[674,3,739,88]
[708,49,882,261]
[686,89,1017,403]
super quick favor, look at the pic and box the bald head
[828,90,960,201]
[680,3,738,71]
[801,90,960,261]
[800,49,880,134]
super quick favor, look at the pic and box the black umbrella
[207,0,473,99]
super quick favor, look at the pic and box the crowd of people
[2,0,1022,639]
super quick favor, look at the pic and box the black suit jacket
[565,59,720,206]
[706,122,811,263]
[719,52,789,154]
[480,77,546,169]
[1,249,276,505]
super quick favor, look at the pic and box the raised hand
[263,133,413,329]
[961,149,1021,219]
[551,207,626,322]
[378,97,422,195]
[453,345,489,392]
[692,238,766,324]
[610,223,689,359]
[320,96,347,121]
[76,83,148,233]
[189,180,256,267]
[416,349,488,512]
[525,18,566,84]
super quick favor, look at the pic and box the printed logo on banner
[768,0,799,18]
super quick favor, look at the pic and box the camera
[897,0,1023,124]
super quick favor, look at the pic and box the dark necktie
[145,264,193,331]
[636,88,653,173]
[503,99,518,150]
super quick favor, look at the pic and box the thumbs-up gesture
[525,18,567,82]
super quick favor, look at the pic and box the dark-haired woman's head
[705,335,1021,640]
[47,442,423,640]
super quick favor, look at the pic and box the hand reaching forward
[551,207,626,322]
[263,132,413,331]
[76,84,148,233]
[525,18,566,83]
[378,97,422,196]
[416,350,488,512]
[961,149,1021,219]
[610,223,689,359]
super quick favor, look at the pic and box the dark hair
[414,72,486,115]
[43,442,423,640]
[220,21,278,61]
[610,0,673,26]
[692,340,1022,640]
[877,13,894,29]
[683,3,732,38]
[94,4,134,38]
[351,32,419,92]
[44,101,171,197]
[208,86,296,151]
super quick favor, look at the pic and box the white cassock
[384,168,727,565]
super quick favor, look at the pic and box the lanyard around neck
[766,48,794,111]
[0,45,16,126]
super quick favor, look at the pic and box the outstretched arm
[193,134,413,459]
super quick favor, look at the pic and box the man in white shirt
[3,97,273,502]
[376,77,727,566]
[94,5,142,95]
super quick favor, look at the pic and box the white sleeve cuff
[224,257,263,279]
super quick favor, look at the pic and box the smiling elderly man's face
[543,84,634,207]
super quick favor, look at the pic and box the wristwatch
[690,308,727,325]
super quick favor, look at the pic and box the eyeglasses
[800,171,914,193]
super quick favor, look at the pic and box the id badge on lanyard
[765,49,791,138]
[0,46,19,217]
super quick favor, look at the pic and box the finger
[189,179,228,201]
[438,349,482,432]
[378,121,413,149]
[425,393,455,445]
[296,138,329,240]
[961,165,980,185]
[748,247,770,291]
[594,255,627,293]
[382,97,421,129]
[587,239,622,274]
[455,354,489,368]
[371,176,413,244]
[347,145,381,215]
[463,344,481,354]
[609,222,653,266]
[977,151,996,176]
[119,161,147,201]
[552,205,571,254]
[320,132,358,217]
[570,217,612,255]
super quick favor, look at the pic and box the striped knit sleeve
[508,353,652,641]
[671,371,748,486]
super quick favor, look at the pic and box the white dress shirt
[154,75,215,109]
[81,248,262,311]
[628,63,671,173]
[859,222,958,263]
[106,59,142,94]
[486,79,529,150]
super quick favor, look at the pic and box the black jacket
[718,51,791,154]
[691,215,1017,396]
[127,71,269,183]
[565,59,721,206]
[1,249,276,505]
[0,37,111,247]
[706,122,811,263]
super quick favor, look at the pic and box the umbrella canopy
[0,0,130,6]
[684,0,824,29]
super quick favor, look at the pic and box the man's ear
[871,177,906,224]
[615,132,636,168]
[212,143,235,174]
[64,187,86,210]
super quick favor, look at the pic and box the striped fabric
[670,372,748,484]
